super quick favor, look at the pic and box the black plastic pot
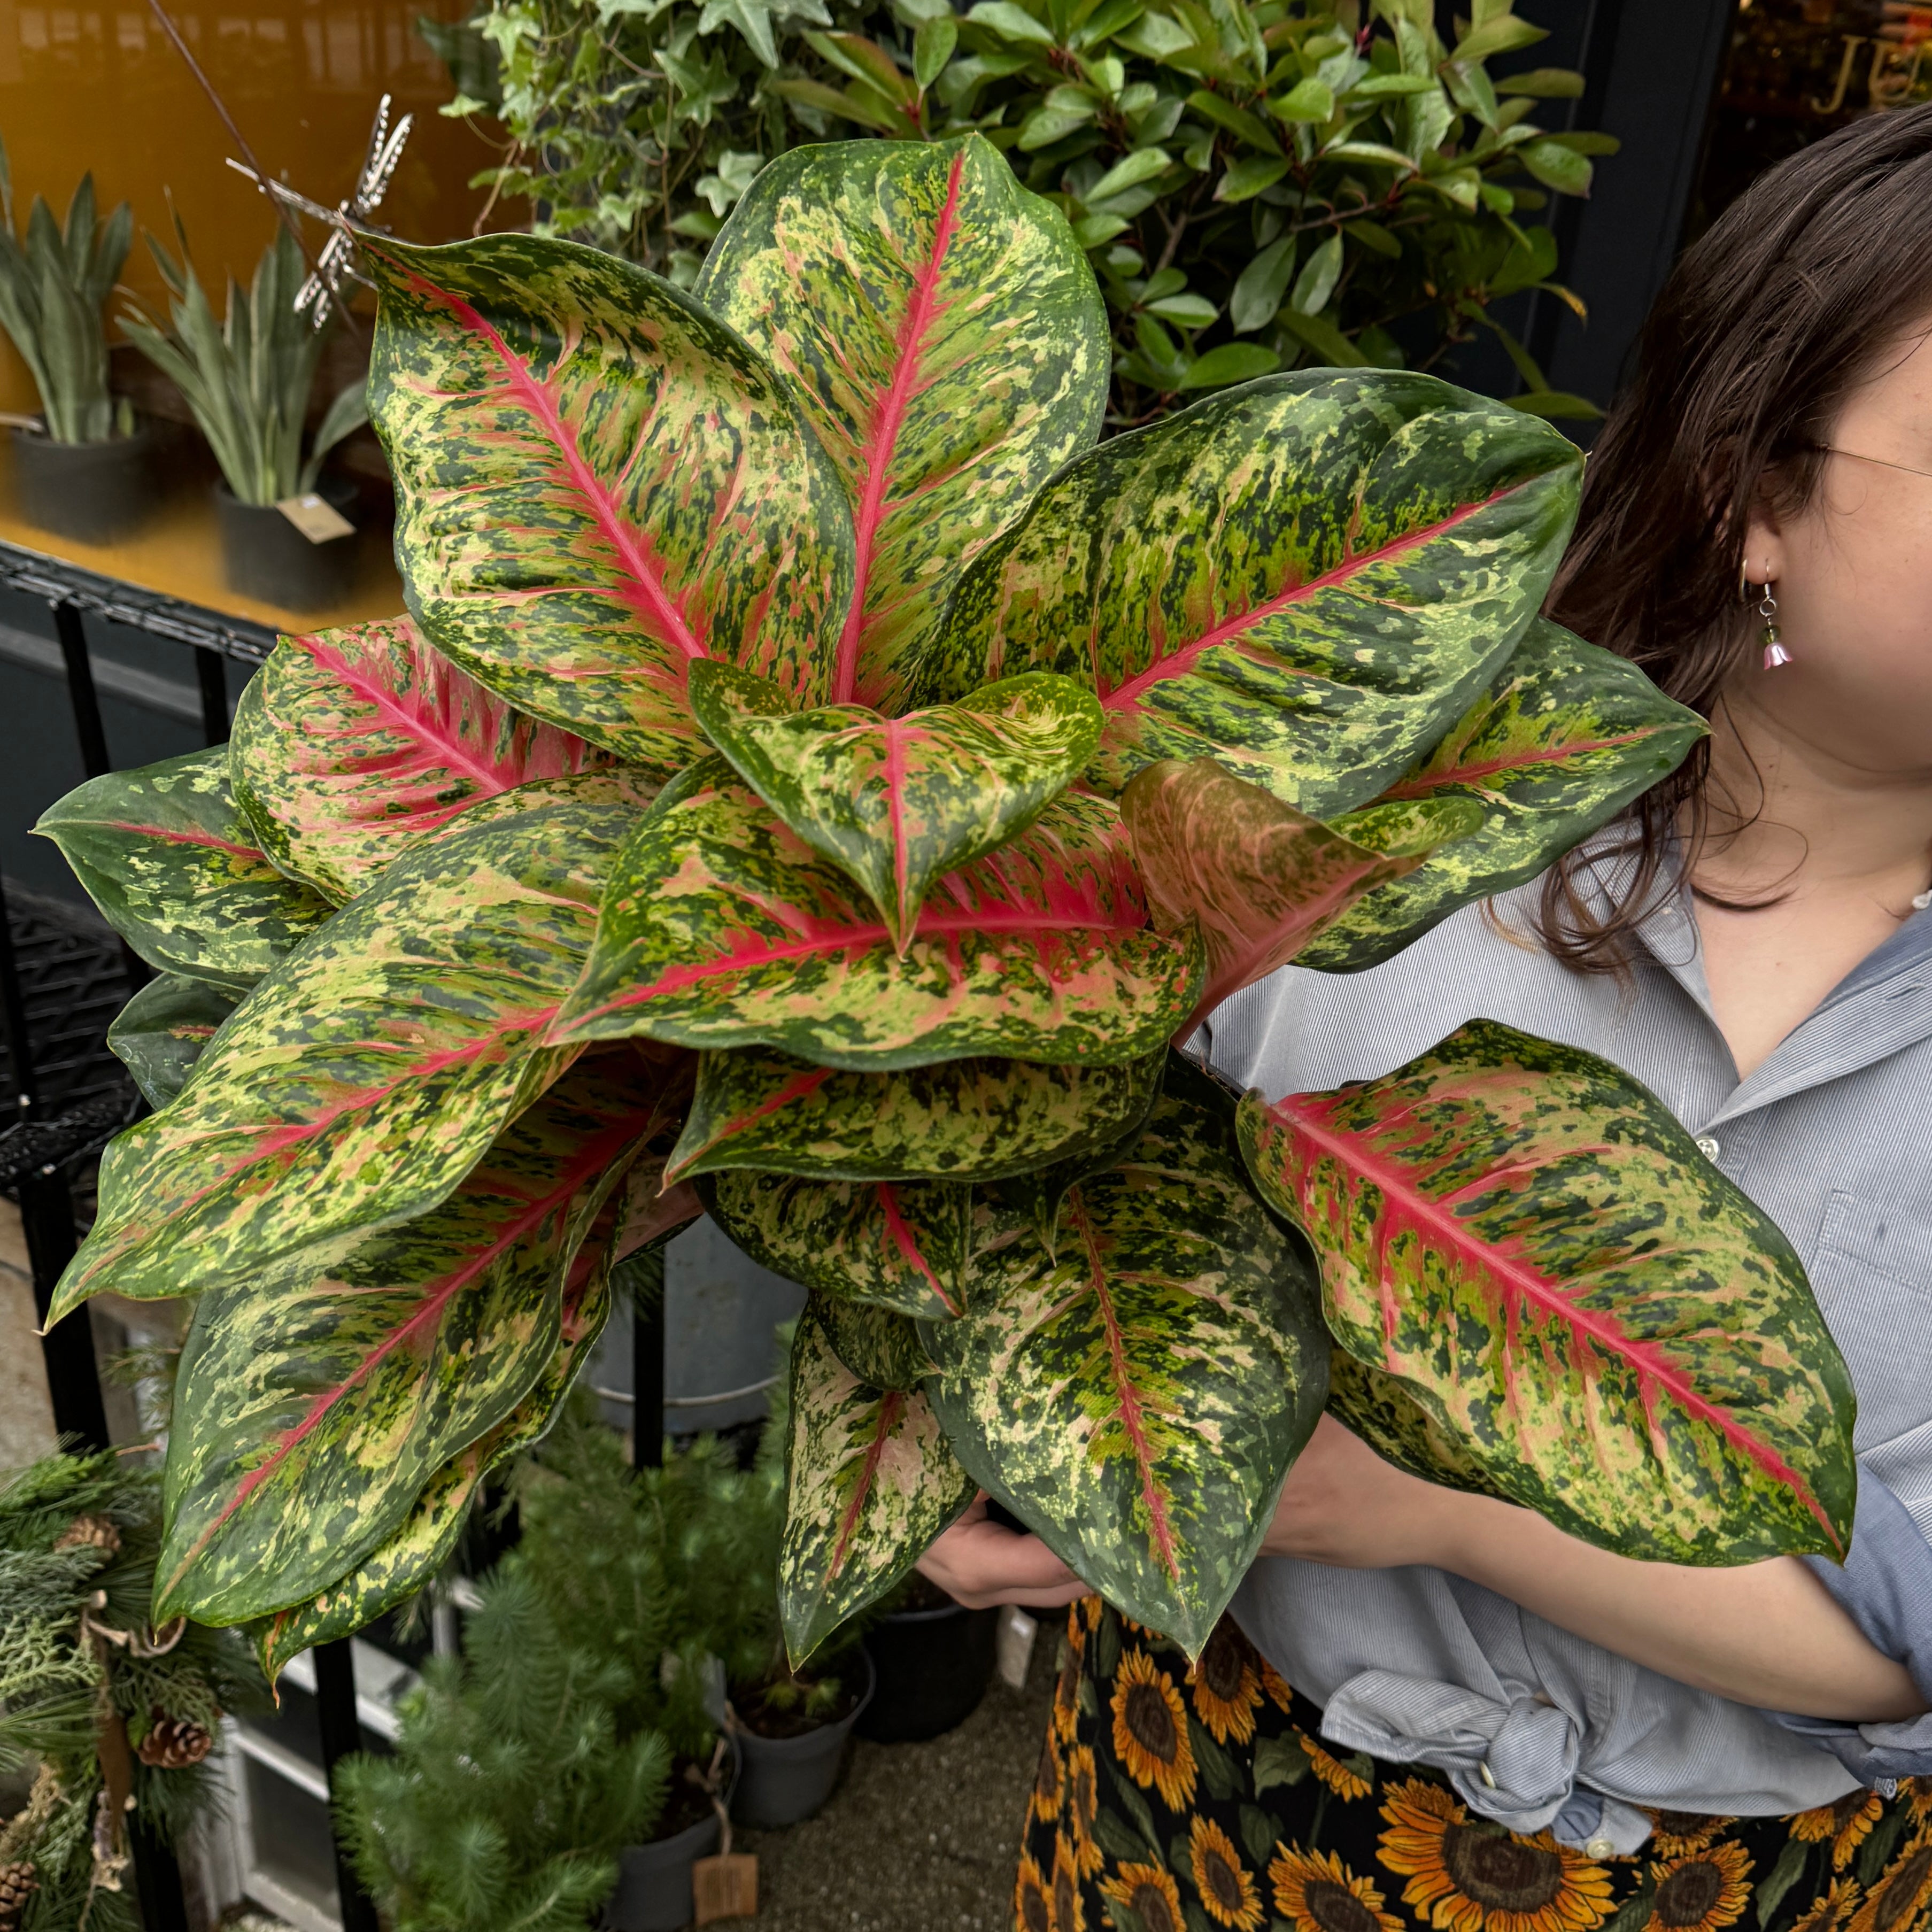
[731,1650,874,1829]
[11,423,156,544]
[855,1589,997,1744]
[602,1741,739,1932]
[214,478,358,612]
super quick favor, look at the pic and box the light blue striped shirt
[1210,860,1932,1850]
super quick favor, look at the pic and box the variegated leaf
[700,1170,971,1321]
[1121,757,1480,1030]
[1295,619,1709,972]
[51,802,637,1320]
[248,1256,613,1679]
[687,662,1101,952]
[36,747,333,991]
[552,766,1201,1070]
[362,230,854,774]
[1325,1350,1496,1498]
[812,1290,933,1390]
[781,1305,975,1665]
[922,1087,1330,1655]
[229,615,620,900]
[666,1044,1162,1184]
[914,370,1582,818]
[1236,1019,1858,1563]
[158,1050,669,1624]
[106,974,238,1110]
[696,134,1108,712]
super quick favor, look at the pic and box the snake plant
[0,136,133,444]
[118,223,367,506]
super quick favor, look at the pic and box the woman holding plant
[922,106,1932,1932]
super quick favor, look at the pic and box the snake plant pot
[602,1742,740,1932]
[731,1650,874,1830]
[855,1581,997,1745]
[213,480,357,612]
[11,423,156,544]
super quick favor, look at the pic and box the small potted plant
[0,140,153,543]
[118,221,367,612]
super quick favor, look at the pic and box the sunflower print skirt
[1014,1600,1932,1932]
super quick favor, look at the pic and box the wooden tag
[274,493,356,544]
[691,1852,758,1923]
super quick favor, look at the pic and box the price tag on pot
[691,1852,758,1923]
[275,493,356,544]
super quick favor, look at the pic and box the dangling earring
[1759,577,1791,669]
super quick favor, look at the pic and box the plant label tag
[691,1852,758,1923]
[275,493,355,544]
[996,1605,1038,1690]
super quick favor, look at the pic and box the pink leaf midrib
[1274,1096,1840,1548]
[877,1182,960,1316]
[830,148,969,705]
[1379,725,1660,800]
[828,1387,907,1578]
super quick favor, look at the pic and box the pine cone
[53,1513,120,1557]
[137,1710,213,1769]
[0,1860,37,1929]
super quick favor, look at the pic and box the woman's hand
[1261,1415,1469,1568]
[916,1494,1091,1610]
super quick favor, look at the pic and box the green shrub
[430,0,1610,417]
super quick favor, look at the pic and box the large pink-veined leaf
[923,1079,1331,1655]
[913,370,1583,820]
[551,761,1202,1070]
[248,1251,613,1679]
[158,1050,673,1625]
[229,615,627,900]
[36,747,333,992]
[687,661,1101,952]
[695,134,1109,712]
[362,230,854,775]
[1122,757,1482,1031]
[700,1170,972,1322]
[1236,1019,1858,1564]
[780,1304,975,1664]
[50,801,641,1321]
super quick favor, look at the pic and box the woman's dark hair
[1540,101,1932,970]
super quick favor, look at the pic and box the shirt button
[1695,1135,1720,1161]
[1586,1837,1616,1861]
[1479,1760,1497,1789]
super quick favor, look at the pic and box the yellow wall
[0,0,509,413]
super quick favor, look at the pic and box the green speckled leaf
[1122,757,1479,1030]
[36,747,333,991]
[552,766,1201,1070]
[51,803,636,1321]
[106,974,238,1110]
[1295,619,1709,972]
[230,615,621,900]
[248,1254,613,1679]
[363,229,854,774]
[158,1050,668,1624]
[812,1290,933,1390]
[914,370,1582,818]
[697,134,1108,712]
[781,1305,975,1665]
[923,1088,1330,1655]
[1236,1019,1858,1563]
[667,1044,1162,1184]
[1325,1350,1496,1498]
[700,1170,971,1320]
[687,662,1101,951]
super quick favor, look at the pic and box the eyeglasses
[1812,445,1932,482]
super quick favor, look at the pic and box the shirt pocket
[1809,1191,1932,1452]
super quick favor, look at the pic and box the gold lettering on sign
[1813,34,1868,112]
[1871,40,1926,106]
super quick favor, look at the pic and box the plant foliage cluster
[36,135,1854,1682]
[0,1450,259,1932]
[430,0,1609,416]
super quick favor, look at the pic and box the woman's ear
[1741,504,1787,589]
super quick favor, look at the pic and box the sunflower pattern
[1016,1599,1932,1932]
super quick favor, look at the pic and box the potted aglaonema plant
[0,137,154,543]
[35,136,1857,1750]
[118,221,367,612]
